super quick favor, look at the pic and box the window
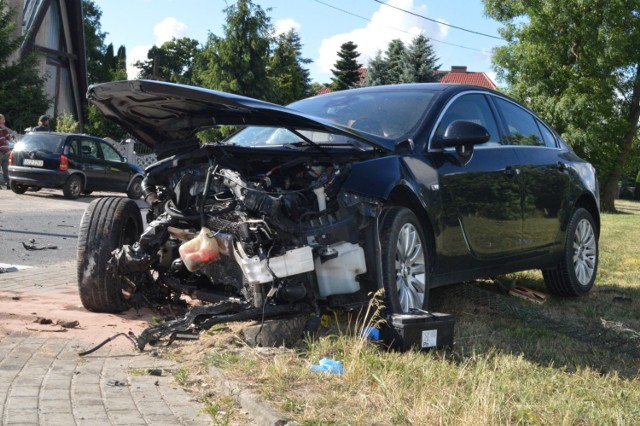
[434,94,501,145]
[101,142,123,162]
[537,121,558,148]
[74,139,101,159]
[494,98,544,146]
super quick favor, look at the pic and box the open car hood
[87,80,393,153]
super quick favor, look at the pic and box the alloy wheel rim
[395,223,426,312]
[572,218,597,286]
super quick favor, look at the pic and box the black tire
[127,176,143,199]
[543,208,598,296]
[63,175,83,199]
[379,207,430,313]
[10,181,27,194]
[77,197,143,312]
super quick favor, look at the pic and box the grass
[167,200,640,425]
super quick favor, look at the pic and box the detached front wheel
[379,207,429,313]
[543,208,598,296]
[77,197,143,312]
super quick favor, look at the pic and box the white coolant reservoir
[179,227,220,272]
[315,242,367,297]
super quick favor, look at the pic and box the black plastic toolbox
[380,312,454,351]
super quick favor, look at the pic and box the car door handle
[504,166,520,178]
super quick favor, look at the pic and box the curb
[208,365,298,426]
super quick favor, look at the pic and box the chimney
[451,66,468,73]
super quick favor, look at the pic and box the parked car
[77,80,600,323]
[8,132,144,199]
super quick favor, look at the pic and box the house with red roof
[438,66,497,90]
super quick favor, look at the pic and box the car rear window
[13,134,66,154]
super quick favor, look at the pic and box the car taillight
[8,150,13,165]
[59,154,69,171]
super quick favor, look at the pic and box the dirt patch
[0,287,158,350]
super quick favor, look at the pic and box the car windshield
[225,127,368,148]
[289,89,436,139]
[13,134,65,154]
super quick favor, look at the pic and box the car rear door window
[537,120,558,148]
[493,98,545,146]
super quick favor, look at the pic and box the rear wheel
[379,207,429,313]
[10,181,27,194]
[127,176,143,199]
[543,208,598,296]
[63,175,83,199]
[77,197,143,312]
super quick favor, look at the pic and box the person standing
[0,114,14,189]
[32,115,51,132]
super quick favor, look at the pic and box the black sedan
[8,132,144,199]
[76,80,599,318]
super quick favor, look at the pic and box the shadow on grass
[430,278,640,379]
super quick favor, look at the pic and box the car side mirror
[432,120,490,164]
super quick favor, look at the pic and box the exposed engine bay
[109,144,383,325]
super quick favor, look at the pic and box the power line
[310,0,493,53]
[372,0,504,41]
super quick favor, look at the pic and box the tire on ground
[63,174,83,199]
[10,181,27,194]
[543,207,598,296]
[127,176,143,199]
[77,197,143,312]
[379,206,430,314]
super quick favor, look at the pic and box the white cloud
[126,17,189,79]
[127,45,152,79]
[275,18,301,35]
[153,17,189,46]
[314,0,449,81]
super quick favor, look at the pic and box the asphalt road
[0,188,148,267]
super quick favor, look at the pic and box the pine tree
[331,41,362,91]
[386,39,405,84]
[134,38,200,84]
[194,0,273,100]
[269,29,312,104]
[363,50,390,86]
[400,34,440,83]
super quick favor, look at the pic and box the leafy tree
[363,50,390,86]
[331,41,362,91]
[134,37,200,84]
[0,2,49,133]
[400,34,440,83]
[269,29,312,104]
[386,39,405,84]
[83,0,109,84]
[485,0,640,212]
[55,112,79,133]
[194,0,273,100]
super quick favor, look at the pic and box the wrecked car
[78,80,600,328]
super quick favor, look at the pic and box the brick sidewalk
[0,263,212,425]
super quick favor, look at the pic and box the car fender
[66,169,87,186]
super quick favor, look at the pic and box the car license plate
[23,159,44,167]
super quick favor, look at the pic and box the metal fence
[107,138,157,170]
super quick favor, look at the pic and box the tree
[0,2,49,132]
[400,34,440,83]
[331,41,362,91]
[485,0,640,212]
[194,0,273,100]
[386,39,405,84]
[83,0,109,84]
[268,29,312,104]
[134,37,200,84]
[363,50,390,86]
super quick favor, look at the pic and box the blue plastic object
[309,358,344,375]
[362,326,380,341]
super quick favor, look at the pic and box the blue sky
[94,0,506,85]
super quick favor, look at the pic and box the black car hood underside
[87,80,392,154]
